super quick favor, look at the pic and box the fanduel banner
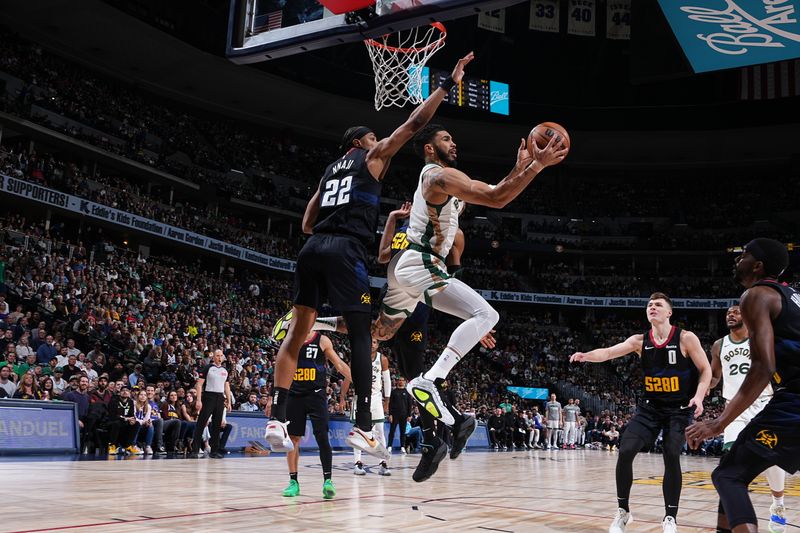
[507,386,549,400]
[0,400,79,454]
[657,0,800,73]
[227,413,489,450]
[476,290,738,310]
[0,175,296,273]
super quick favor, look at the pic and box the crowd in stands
[0,214,736,456]
[1,30,797,258]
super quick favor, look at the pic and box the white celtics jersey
[720,335,773,401]
[406,163,462,259]
[371,350,383,396]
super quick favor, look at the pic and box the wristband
[440,77,456,92]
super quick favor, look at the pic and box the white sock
[424,346,461,382]
[773,495,784,507]
[354,449,362,463]
[313,317,338,332]
[765,465,785,496]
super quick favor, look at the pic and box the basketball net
[364,22,446,111]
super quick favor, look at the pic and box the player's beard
[435,145,457,168]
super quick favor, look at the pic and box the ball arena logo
[678,0,799,55]
[658,0,800,72]
[755,429,778,449]
[491,89,509,107]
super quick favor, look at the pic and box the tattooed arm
[422,135,566,208]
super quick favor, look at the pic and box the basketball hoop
[364,22,446,111]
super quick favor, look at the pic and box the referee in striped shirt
[191,349,232,459]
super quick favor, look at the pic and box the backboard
[226,0,527,64]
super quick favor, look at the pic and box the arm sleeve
[382,370,391,399]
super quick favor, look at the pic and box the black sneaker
[450,415,477,460]
[413,436,447,483]
[209,452,225,459]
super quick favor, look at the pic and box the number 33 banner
[567,0,595,37]
[529,0,559,33]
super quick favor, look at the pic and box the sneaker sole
[413,442,448,483]
[323,488,336,499]
[450,417,477,460]
[408,384,455,426]
[265,431,294,452]
[346,435,390,461]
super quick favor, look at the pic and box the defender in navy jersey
[282,331,351,500]
[687,238,798,533]
[571,292,712,533]
[267,52,475,459]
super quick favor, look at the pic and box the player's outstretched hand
[569,352,587,363]
[389,201,412,220]
[450,52,474,84]
[480,329,496,349]
[685,418,720,450]
[530,130,568,169]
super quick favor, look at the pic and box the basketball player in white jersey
[379,123,566,424]
[710,304,787,533]
[348,338,392,476]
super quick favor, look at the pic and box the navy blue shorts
[392,303,430,379]
[286,391,330,438]
[294,233,371,313]
[735,391,800,473]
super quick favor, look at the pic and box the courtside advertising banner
[657,0,800,73]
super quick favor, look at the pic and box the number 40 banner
[529,0,559,33]
[567,0,595,37]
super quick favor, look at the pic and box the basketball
[528,122,570,158]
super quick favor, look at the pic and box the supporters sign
[0,174,296,273]
[657,0,800,73]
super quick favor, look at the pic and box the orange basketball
[528,122,570,158]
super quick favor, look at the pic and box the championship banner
[657,0,800,73]
[567,0,596,36]
[0,174,296,273]
[606,0,631,40]
[529,0,560,33]
[478,8,506,33]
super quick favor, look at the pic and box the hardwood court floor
[2,448,798,533]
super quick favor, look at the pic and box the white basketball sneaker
[353,461,366,475]
[661,516,677,533]
[378,462,391,476]
[769,503,787,533]
[264,420,294,452]
[406,375,455,426]
[609,508,633,533]
[346,426,390,460]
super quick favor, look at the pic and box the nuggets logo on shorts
[410,331,423,342]
[360,292,372,304]
[755,429,778,449]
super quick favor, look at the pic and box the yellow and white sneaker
[406,375,455,426]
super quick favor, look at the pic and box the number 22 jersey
[313,147,382,247]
